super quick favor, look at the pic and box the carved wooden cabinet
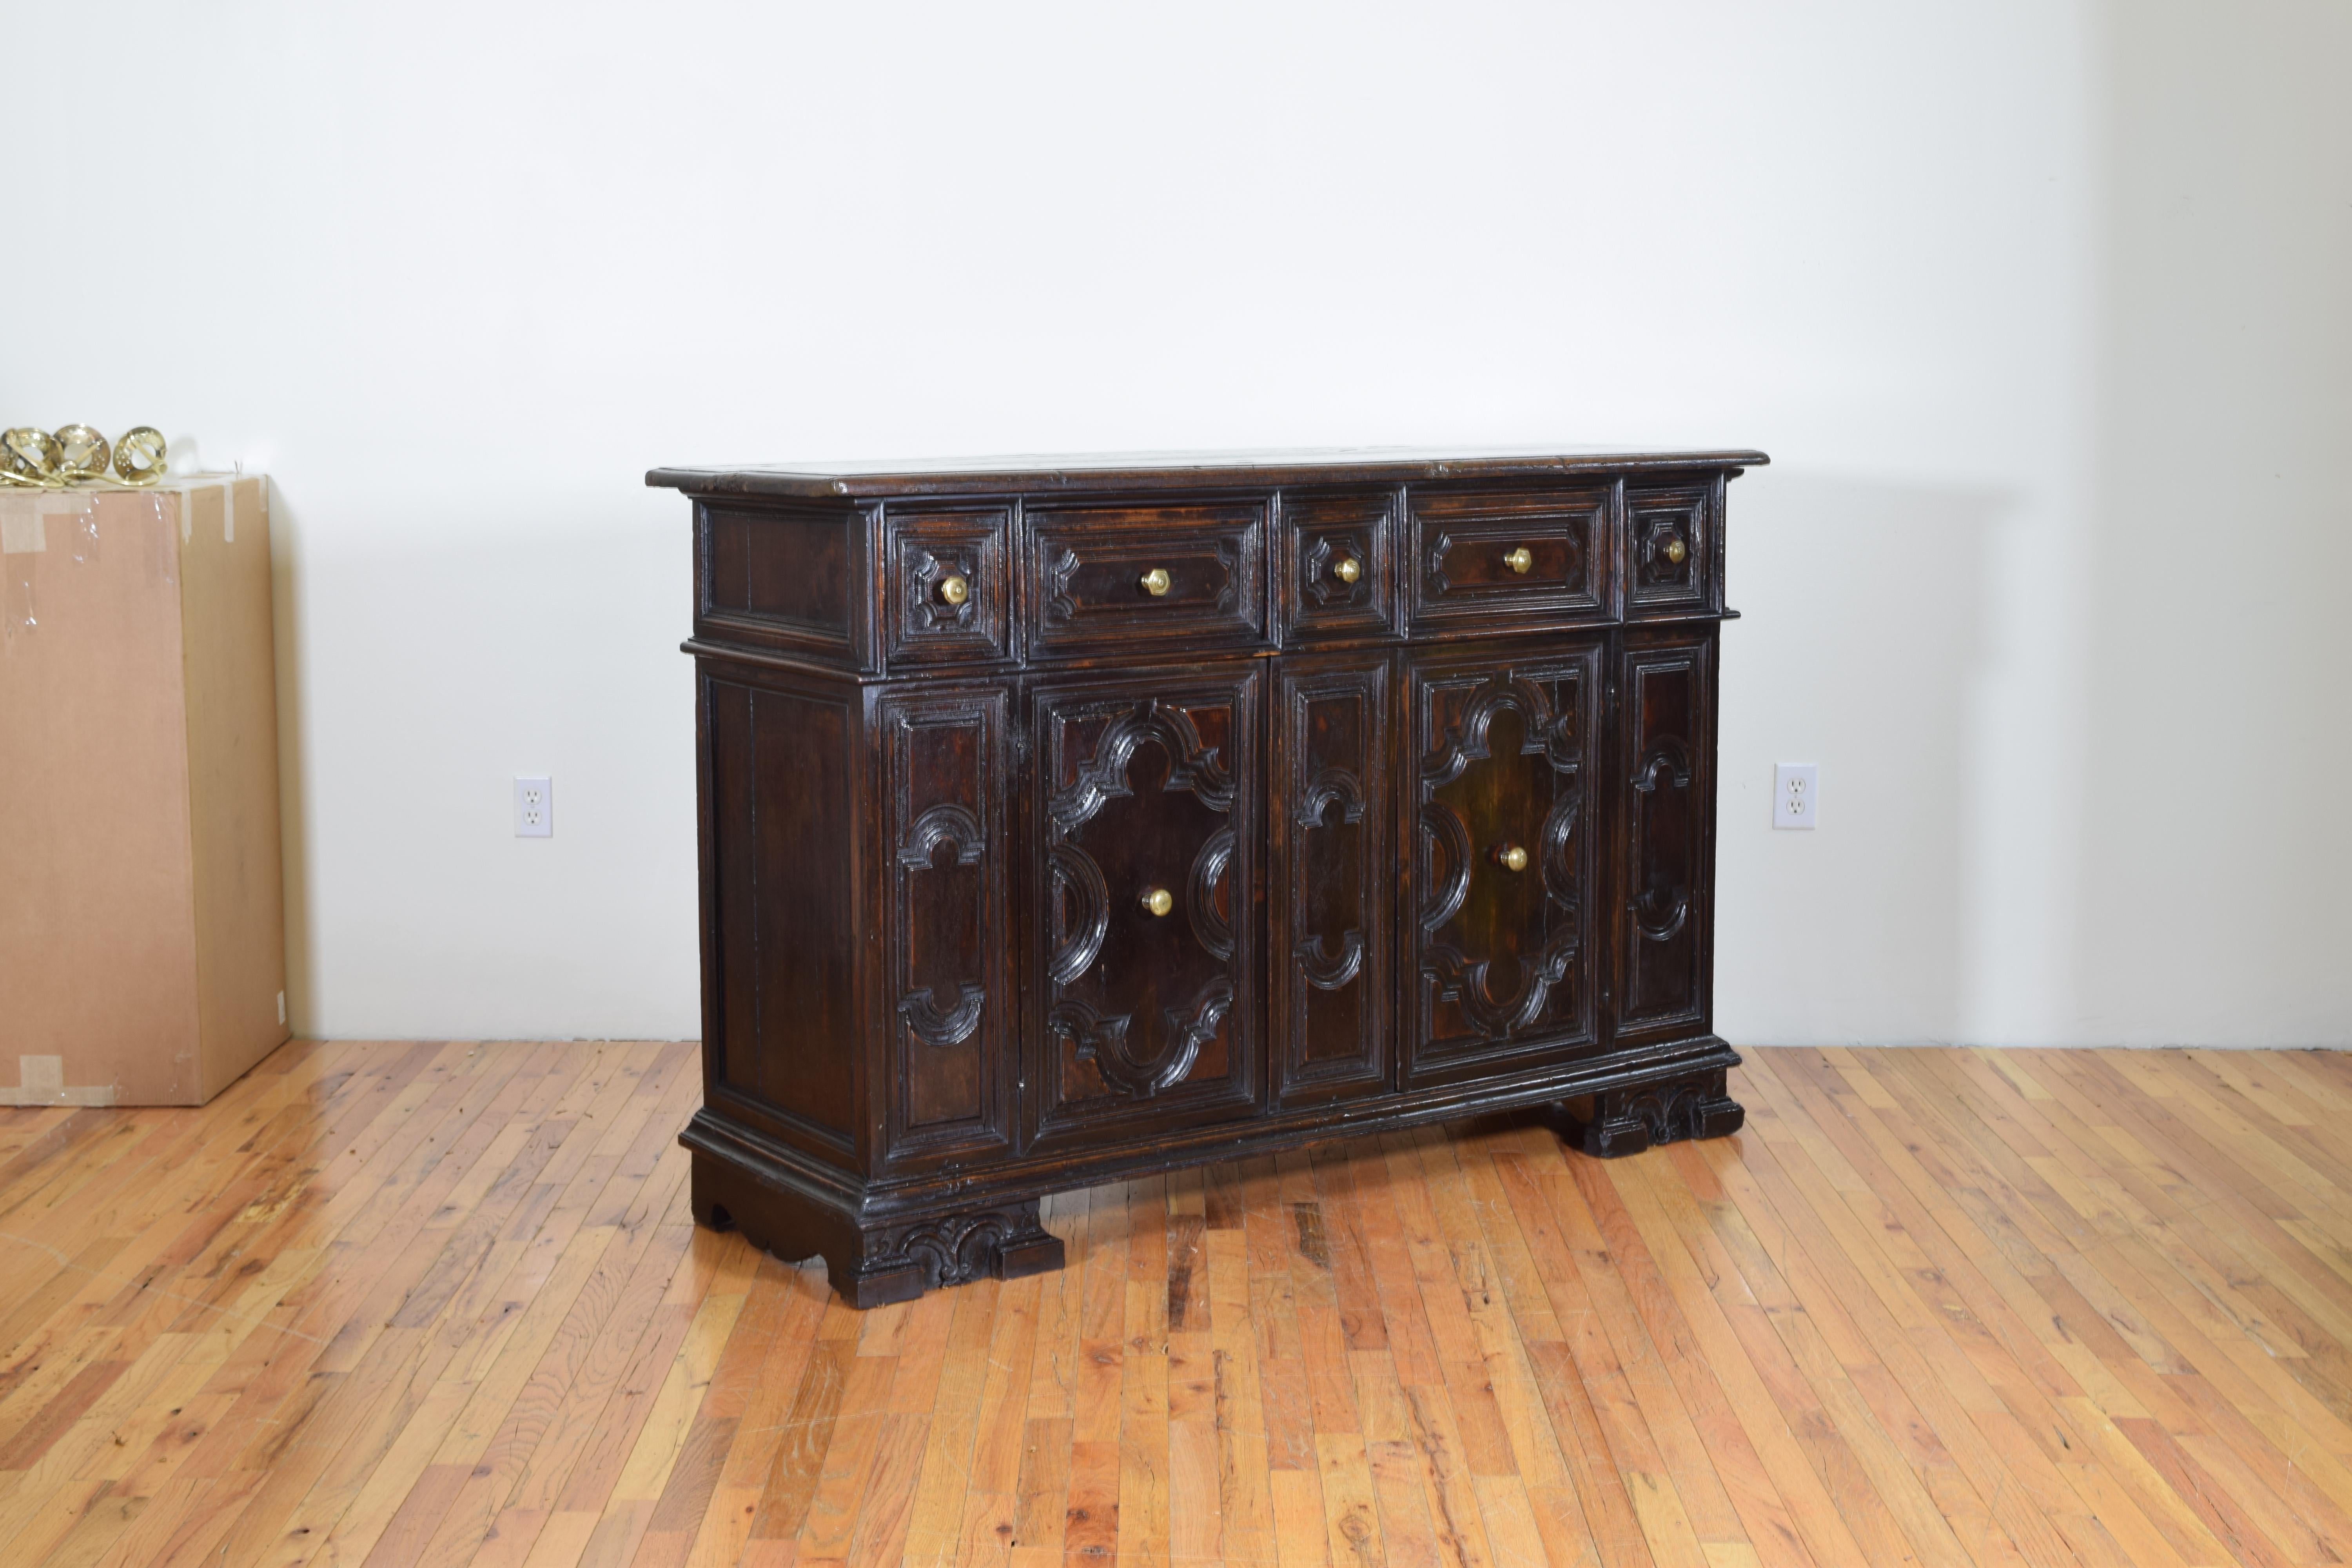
[651,448,1765,1305]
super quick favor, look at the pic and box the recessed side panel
[877,683,1015,1167]
[701,664,863,1164]
[699,498,872,666]
[1615,630,1716,1037]
[1270,652,1393,1105]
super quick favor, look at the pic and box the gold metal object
[1503,546,1533,575]
[1141,886,1174,917]
[1140,567,1171,597]
[1663,536,1688,566]
[1497,845,1529,873]
[53,425,109,480]
[938,573,969,606]
[114,427,167,484]
[0,423,168,488]
[1332,555,1361,584]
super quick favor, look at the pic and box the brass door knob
[1663,536,1688,566]
[1504,547,1533,575]
[1141,887,1174,917]
[937,573,969,606]
[1140,567,1171,597]
[1496,844,1529,872]
[1332,555,1361,584]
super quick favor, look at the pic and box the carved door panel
[876,684,1014,1170]
[1028,664,1259,1148]
[1270,653,1391,1105]
[1403,641,1601,1088]
[1614,632,1714,1038]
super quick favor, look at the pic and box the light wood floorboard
[4,1042,2350,1566]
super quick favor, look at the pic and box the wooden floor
[4,1046,2352,1567]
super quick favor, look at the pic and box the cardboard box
[1,477,289,1105]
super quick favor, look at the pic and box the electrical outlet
[515,775,553,837]
[1774,764,1817,829]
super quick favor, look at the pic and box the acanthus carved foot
[1561,1066,1744,1158]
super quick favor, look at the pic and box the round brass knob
[1663,536,1688,566]
[1141,887,1174,917]
[1332,555,1361,584]
[1497,845,1529,873]
[1140,567,1171,597]
[1504,547,1533,575]
[937,573,969,606]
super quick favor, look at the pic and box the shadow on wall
[1715,469,2005,1046]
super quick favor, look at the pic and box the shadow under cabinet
[648,446,1766,1306]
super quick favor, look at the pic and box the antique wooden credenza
[649,448,1766,1305]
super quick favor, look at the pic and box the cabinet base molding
[684,1042,1741,1303]
[1559,1066,1745,1158]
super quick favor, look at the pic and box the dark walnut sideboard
[648,447,1766,1307]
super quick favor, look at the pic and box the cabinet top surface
[647,445,1769,501]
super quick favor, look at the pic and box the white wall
[3,2,2342,1046]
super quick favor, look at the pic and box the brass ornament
[1139,566,1171,597]
[937,573,970,606]
[1663,535,1688,566]
[1140,887,1174,917]
[0,423,169,488]
[1503,546,1533,574]
[1332,555,1361,584]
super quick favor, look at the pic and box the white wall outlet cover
[515,775,553,837]
[1774,764,1818,829]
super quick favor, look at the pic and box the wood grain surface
[4,1038,2350,1566]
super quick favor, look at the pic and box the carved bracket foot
[1560,1067,1744,1159]
[837,1200,1065,1309]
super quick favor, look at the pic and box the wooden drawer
[1024,499,1268,655]
[1279,488,1402,642]
[885,505,1013,666]
[1408,484,1611,632]
[1625,482,1716,614]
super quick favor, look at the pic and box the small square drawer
[1408,484,1611,632]
[886,505,1013,665]
[1280,488,1401,642]
[1024,499,1268,655]
[1625,483,1713,613]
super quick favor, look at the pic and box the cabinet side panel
[705,677,760,1103]
[705,673,862,1150]
[1617,633,1713,1033]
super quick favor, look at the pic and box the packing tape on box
[0,1056,118,1108]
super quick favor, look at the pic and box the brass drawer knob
[937,573,969,606]
[1504,547,1533,575]
[1332,555,1361,584]
[1496,844,1529,873]
[1663,536,1688,566]
[1140,567,1171,597]
[1140,886,1174,917]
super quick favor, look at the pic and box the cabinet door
[876,685,1014,1170]
[1270,653,1391,1105]
[1029,664,1259,1148]
[1613,631,1715,1038]
[1403,641,1601,1087]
